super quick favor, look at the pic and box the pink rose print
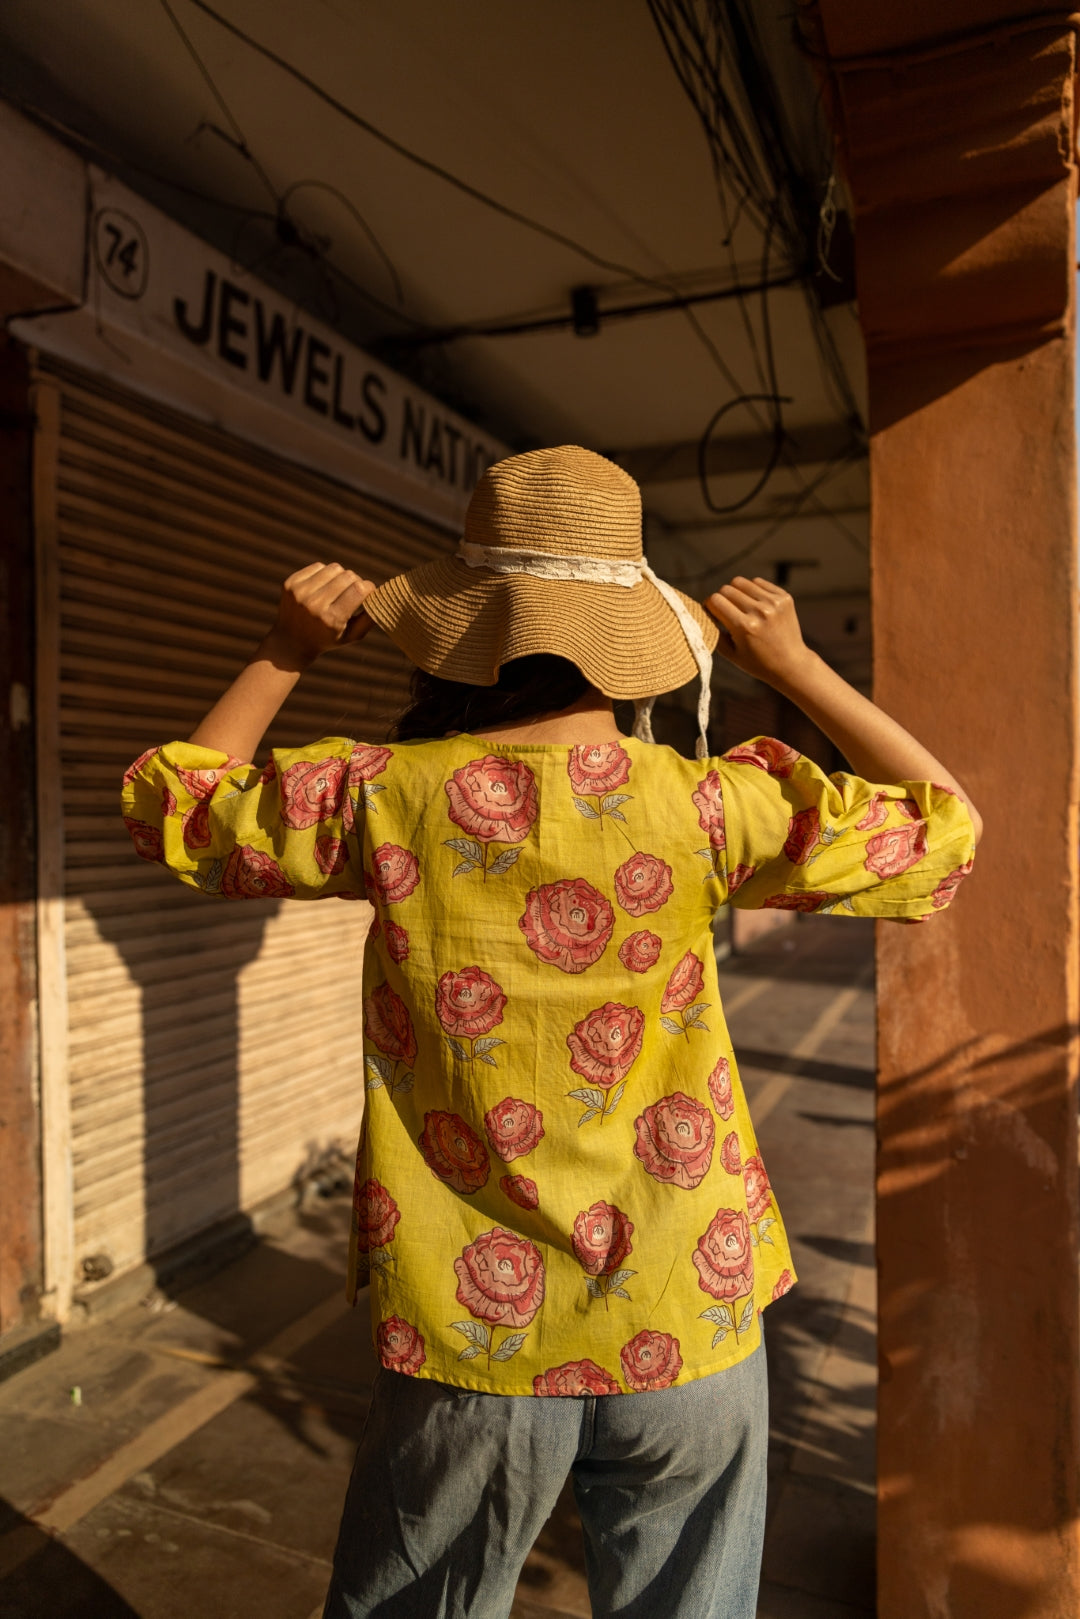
[314,835,348,876]
[720,1132,742,1176]
[930,859,974,911]
[864,822,929,879]
[855,792,889,831]
[533,1360,621,1397]
[371,842,420,904]
[708,1056,735,1120]
[620,1330,682,1392]
[618,931,662,973]
[650,1099,717,1190]
[661,951,705,1014]
[279,756,348,830]
[124,817,165,864]
[258,761,276,786]
[762,892,839,913]
[364,981,418,1065]
[500,1174,539,1211]
[571,1201,634,1276]
[519,878,614,973]
[454,1227,545,1329]
[692,770,726,850]
[723,737,799,776]
[634,1092,715,1190]
[446,755,538,844]
[896,798,921,821]
[349,744,392,784]
[182,801,211,850]
[772,1270,795,1301]
[659,952,709,1038]
[419,1112,490,1195]
[220,845,295,898]
[122,747,157,787]
[484,1098,545,1162]
[353,1178,399,1254]
[567,1002,644,1090]
[614,852,673,917]
[727,863,756,895]
[344,743,392,832]
[174,760,240,801]
[161,786,177,818]
[383,921,409,963]
[377,1315,426,1375]
[743,1155,773,1223]
[784,807,821,865]
[567,742,631,797]
[693,1208,754,1302]
[436,967,506,1038]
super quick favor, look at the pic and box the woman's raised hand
[269,563,377,666]
[703,576,815,691]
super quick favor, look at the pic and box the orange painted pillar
[814,9,1080,1614]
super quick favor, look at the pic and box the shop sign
[17,169,507,525]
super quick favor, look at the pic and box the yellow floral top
[122,732,974,1396]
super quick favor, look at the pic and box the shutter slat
[44,360,440,1283]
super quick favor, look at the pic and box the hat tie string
[455,541,713,760]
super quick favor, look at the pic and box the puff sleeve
[120,736,392,900]
[716,736,976,921]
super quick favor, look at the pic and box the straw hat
[366,446,718,711]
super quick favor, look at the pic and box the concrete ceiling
[0,0,871,694]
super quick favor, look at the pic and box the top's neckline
[446,730,638,755]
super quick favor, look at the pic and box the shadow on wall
[77,884,274,1299]
[876,1022,1077,1615]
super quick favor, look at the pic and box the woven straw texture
[366,446,719,698]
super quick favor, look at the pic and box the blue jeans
[323,1340,768,1619]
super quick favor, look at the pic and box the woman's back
[124,726,972,1394]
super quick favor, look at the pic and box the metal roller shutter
[36,357,450,1291]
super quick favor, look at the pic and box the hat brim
[365,555,719,701]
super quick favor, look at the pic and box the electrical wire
[661,447,867,590]
[278,179,404,308]
[647,0,869,549]
[179,0,769,412]
[10,95,277,221]
[697,391,791,515]
[158,0,279,208]
[153,0,861,552]
[156,0,417,332]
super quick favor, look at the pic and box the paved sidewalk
[0,917,876,1618]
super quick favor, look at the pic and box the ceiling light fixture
[571,286,600,337]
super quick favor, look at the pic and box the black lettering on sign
[463,442,485,489]
[359,372,387,444]
[400,398,425,464]
[443,424,461,486]
[174,269,216,346]
[424,418,445,478]
[254,304,303,394]
[304,336,331,415]
[218,281,250,370]
[331,355,355,430]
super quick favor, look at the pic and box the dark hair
[390,653,592,742]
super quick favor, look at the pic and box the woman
[122,446,979,1619]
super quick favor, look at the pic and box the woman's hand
[265,562,377,669]
[703,576,816,689]
[704,576,983,840]
[186,564,376,760]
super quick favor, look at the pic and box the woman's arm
[188,563,375,760]
[704,575,983,843]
